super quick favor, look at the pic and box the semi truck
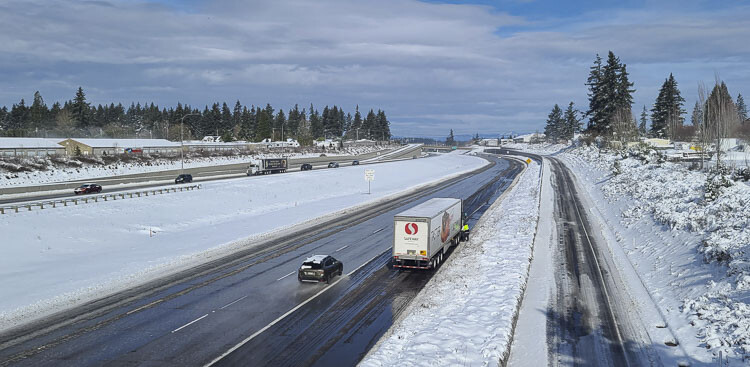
[392,197,467,270]
[247,158,288,176]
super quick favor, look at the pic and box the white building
[59,138,181,156]
[0,137,65,157]
[315,139,340,149]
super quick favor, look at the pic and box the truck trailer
[392,197,465,270]
[247,158,288,176]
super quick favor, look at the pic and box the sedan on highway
[351,160,360,166]
[298,255,343,284]
[73,183,102,195]
[327,162,339,168]
[300,163,313,171]
[174,173,193,184]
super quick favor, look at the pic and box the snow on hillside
[0,153,486,331]
[0,145,384,188]
[361,158,540,367]
[512,142,750,363]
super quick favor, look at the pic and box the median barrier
[0,184,202,215]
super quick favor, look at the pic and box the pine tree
[29,91,49,132]
[585,51,635,137]
[650,73,685,139]
[352,105,362,139]
[639,105,648,137]
[446,129,455,146]
[274,109,286,140]
[544,104,564,141]
[737,93,748,123]
[563,102,581,140]
[585,54,604,131]
[72,87,90,128]
[690,101,703,127]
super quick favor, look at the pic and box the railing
[0,184,201,215]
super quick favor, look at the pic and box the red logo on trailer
[404,223,419,235]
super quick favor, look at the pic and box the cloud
[0,0,748,136]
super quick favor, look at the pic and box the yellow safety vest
[462,224,469,231]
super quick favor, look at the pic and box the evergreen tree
[690,101,703,127]
[650,73,685,138]
[563,102,581,140]
[585,51,635,136]
[544,104,564,141]
[309,104,323,139]
[639,105,648,137]
[29,91,49,132]
[376,110,390,140]
[274,109,286,140]
[255,104,273,141]
[446,129,455,146]
[363,109,377,140]
[585,54,604,131]
[737,93,748,123]
[72,87,90,128]
[351,105,363,139]
[8,99,29,135]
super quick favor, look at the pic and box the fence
[0,184,201,215]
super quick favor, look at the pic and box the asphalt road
[0,145,421,206]
[506,153,660,367]
[0,153,522,367]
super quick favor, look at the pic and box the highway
[507,152,661,366]
[0,153,522,367]
[0,145,421,206]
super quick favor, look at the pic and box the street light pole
[180,113,199,174]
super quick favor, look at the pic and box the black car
[175,174,193,184]
[351,160,360,166]
[328,162,339,168]
[300,163,313,171]
[298,255,343,283]
[73,183,102,195]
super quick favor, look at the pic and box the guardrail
[0,184,201,215]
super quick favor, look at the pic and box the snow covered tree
[585,51,635,137]
[737,93,748,123]
[563,102,582,140]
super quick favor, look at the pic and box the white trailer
[392,197,463,269]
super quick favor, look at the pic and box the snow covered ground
[361,157,541,367]
[0,145,385,188]
[508,142,750,364]
[0,152,486,331]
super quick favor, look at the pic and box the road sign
[526,158,531,164]
[365,169,375,194]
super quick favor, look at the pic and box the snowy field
[361,158,540,367]
[0,145,385,188]
[508,142,750,364]
[0,152,486,331]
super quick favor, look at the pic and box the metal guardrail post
[14,206,19,213]
[74,199,78,205]
[26,205,31,211]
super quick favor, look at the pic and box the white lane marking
[172,313,208,333]
[204,251,383,367]
[372,227,385,234]
[219,295,248,310]
[276,271,295,281]
[335,245,348,252]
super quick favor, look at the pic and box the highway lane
[0,145,421,206]
[0,154,521,367]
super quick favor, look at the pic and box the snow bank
[0,153,486,330]
[0,146,385,188]
[518,141,750,363]
[361,158,541,367]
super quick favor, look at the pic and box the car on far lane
[327,162,339,168]
[174,173,193,184]
[73,183,102,195]
[300,163,313,171]
[351,160,360,166]
[298,255,343,284]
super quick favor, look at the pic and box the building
[59,138,181,156]
[184,140,266,153]
[513,133,545,143]
[0,138,65,157]
[315,139,340,149]
[265,138,300,148]
[479,138,499,147]
[643,138,672,149]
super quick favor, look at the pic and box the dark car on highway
[73,183,102,195]
[175,173,193,184]
[351,160,360,166]
[300,163,313,171]
[298,255,343,283]
[327,162,339,168]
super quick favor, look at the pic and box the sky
[1,0,749,138]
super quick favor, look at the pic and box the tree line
[0,87,392,145]
[543,50,749,146]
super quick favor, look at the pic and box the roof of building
[396,197,461,218]
[63,138,180,148]
[0,137,65,149]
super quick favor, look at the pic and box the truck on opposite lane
[392,197,465,270]
[247,158,288,176]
